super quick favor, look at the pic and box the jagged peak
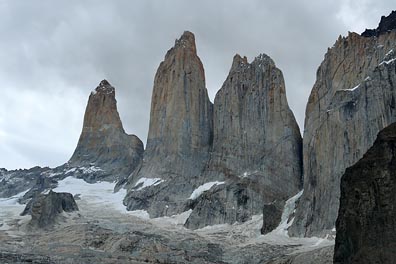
[174,31,197,53]
[230,53,275,73]
[92,79,115,95]
[252,53,275,67]
[361,10,396,37]
[231,54,248,70]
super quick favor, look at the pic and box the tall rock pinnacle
[124,31,213,217]
[185,53,303,229]
[146,31,213,159]
[289,12,396,237]
[69,80,144,182]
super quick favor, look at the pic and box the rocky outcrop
[69,80,144,182]
[0,166,51,198]
[289,17,396,236]
[185,54,302,228]
[334,123,396,264]
[23,190,78,228]
[267,246,334,264]
[362,11,396,37]
[124,31,213,217]
[261,201,283,234]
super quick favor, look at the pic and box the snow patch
[151,209,193,226]
[342,84,360,92]
[53,177,128,213]
[385,49,394,57]
[189,181,225,200]
[127,210,150,220]
[269,190,304,237]
[134,177,164,191]
[80,166,103,174]
[64,168,77,174]
[0,189,30,233]
[379,58,396,66]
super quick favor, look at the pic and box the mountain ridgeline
[0,12,395,256]
[123,31,303,228]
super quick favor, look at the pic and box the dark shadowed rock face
[362,10,396,37]
[261,202,283,235]
[23,190,78,228]
[185,54,302,229]
[124,31,214,217]
[334,123,396,264]
[69,80,144,182]
[290,22,396,237]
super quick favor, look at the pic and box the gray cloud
[0,0,394,169]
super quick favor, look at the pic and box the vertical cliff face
[289,18,396,236]
[124,32,214,217]
[185,54,302,229]
[211,54,302,194]
[334,123,396,264]
[146,31,213,161]
[69,80,144,182]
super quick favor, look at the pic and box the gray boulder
[23,190,78,228]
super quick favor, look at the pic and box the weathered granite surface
[290,23,396,237]
[334,123,396,264]
[185,54,302,228]
[69,80,144,182]
[125,32,302,228]
[124,31,214,217]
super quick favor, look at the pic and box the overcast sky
[0,1,394,169]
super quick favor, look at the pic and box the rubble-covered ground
[0,176,334,263]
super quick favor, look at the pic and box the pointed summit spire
[69,80,143,181]
[174,31,197,53]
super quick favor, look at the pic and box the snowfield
[133,177,164,191]
[189,181,225,200]
[0,176,334,259]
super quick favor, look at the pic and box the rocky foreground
[0,177,333,264]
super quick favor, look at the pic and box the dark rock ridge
[0,166,51,198]
[22,190,78,228]
[334,123,396,264]
[185,54,302,229]
[69,79,144,182]
[361,10,396,37]
[289,17,396,236]
[124,31,214,217]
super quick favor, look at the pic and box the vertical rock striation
[334,123,396,264]
[185,54,302,229]
[124,31,213,217]
[69,80,144,182]
[289,12,396,237]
